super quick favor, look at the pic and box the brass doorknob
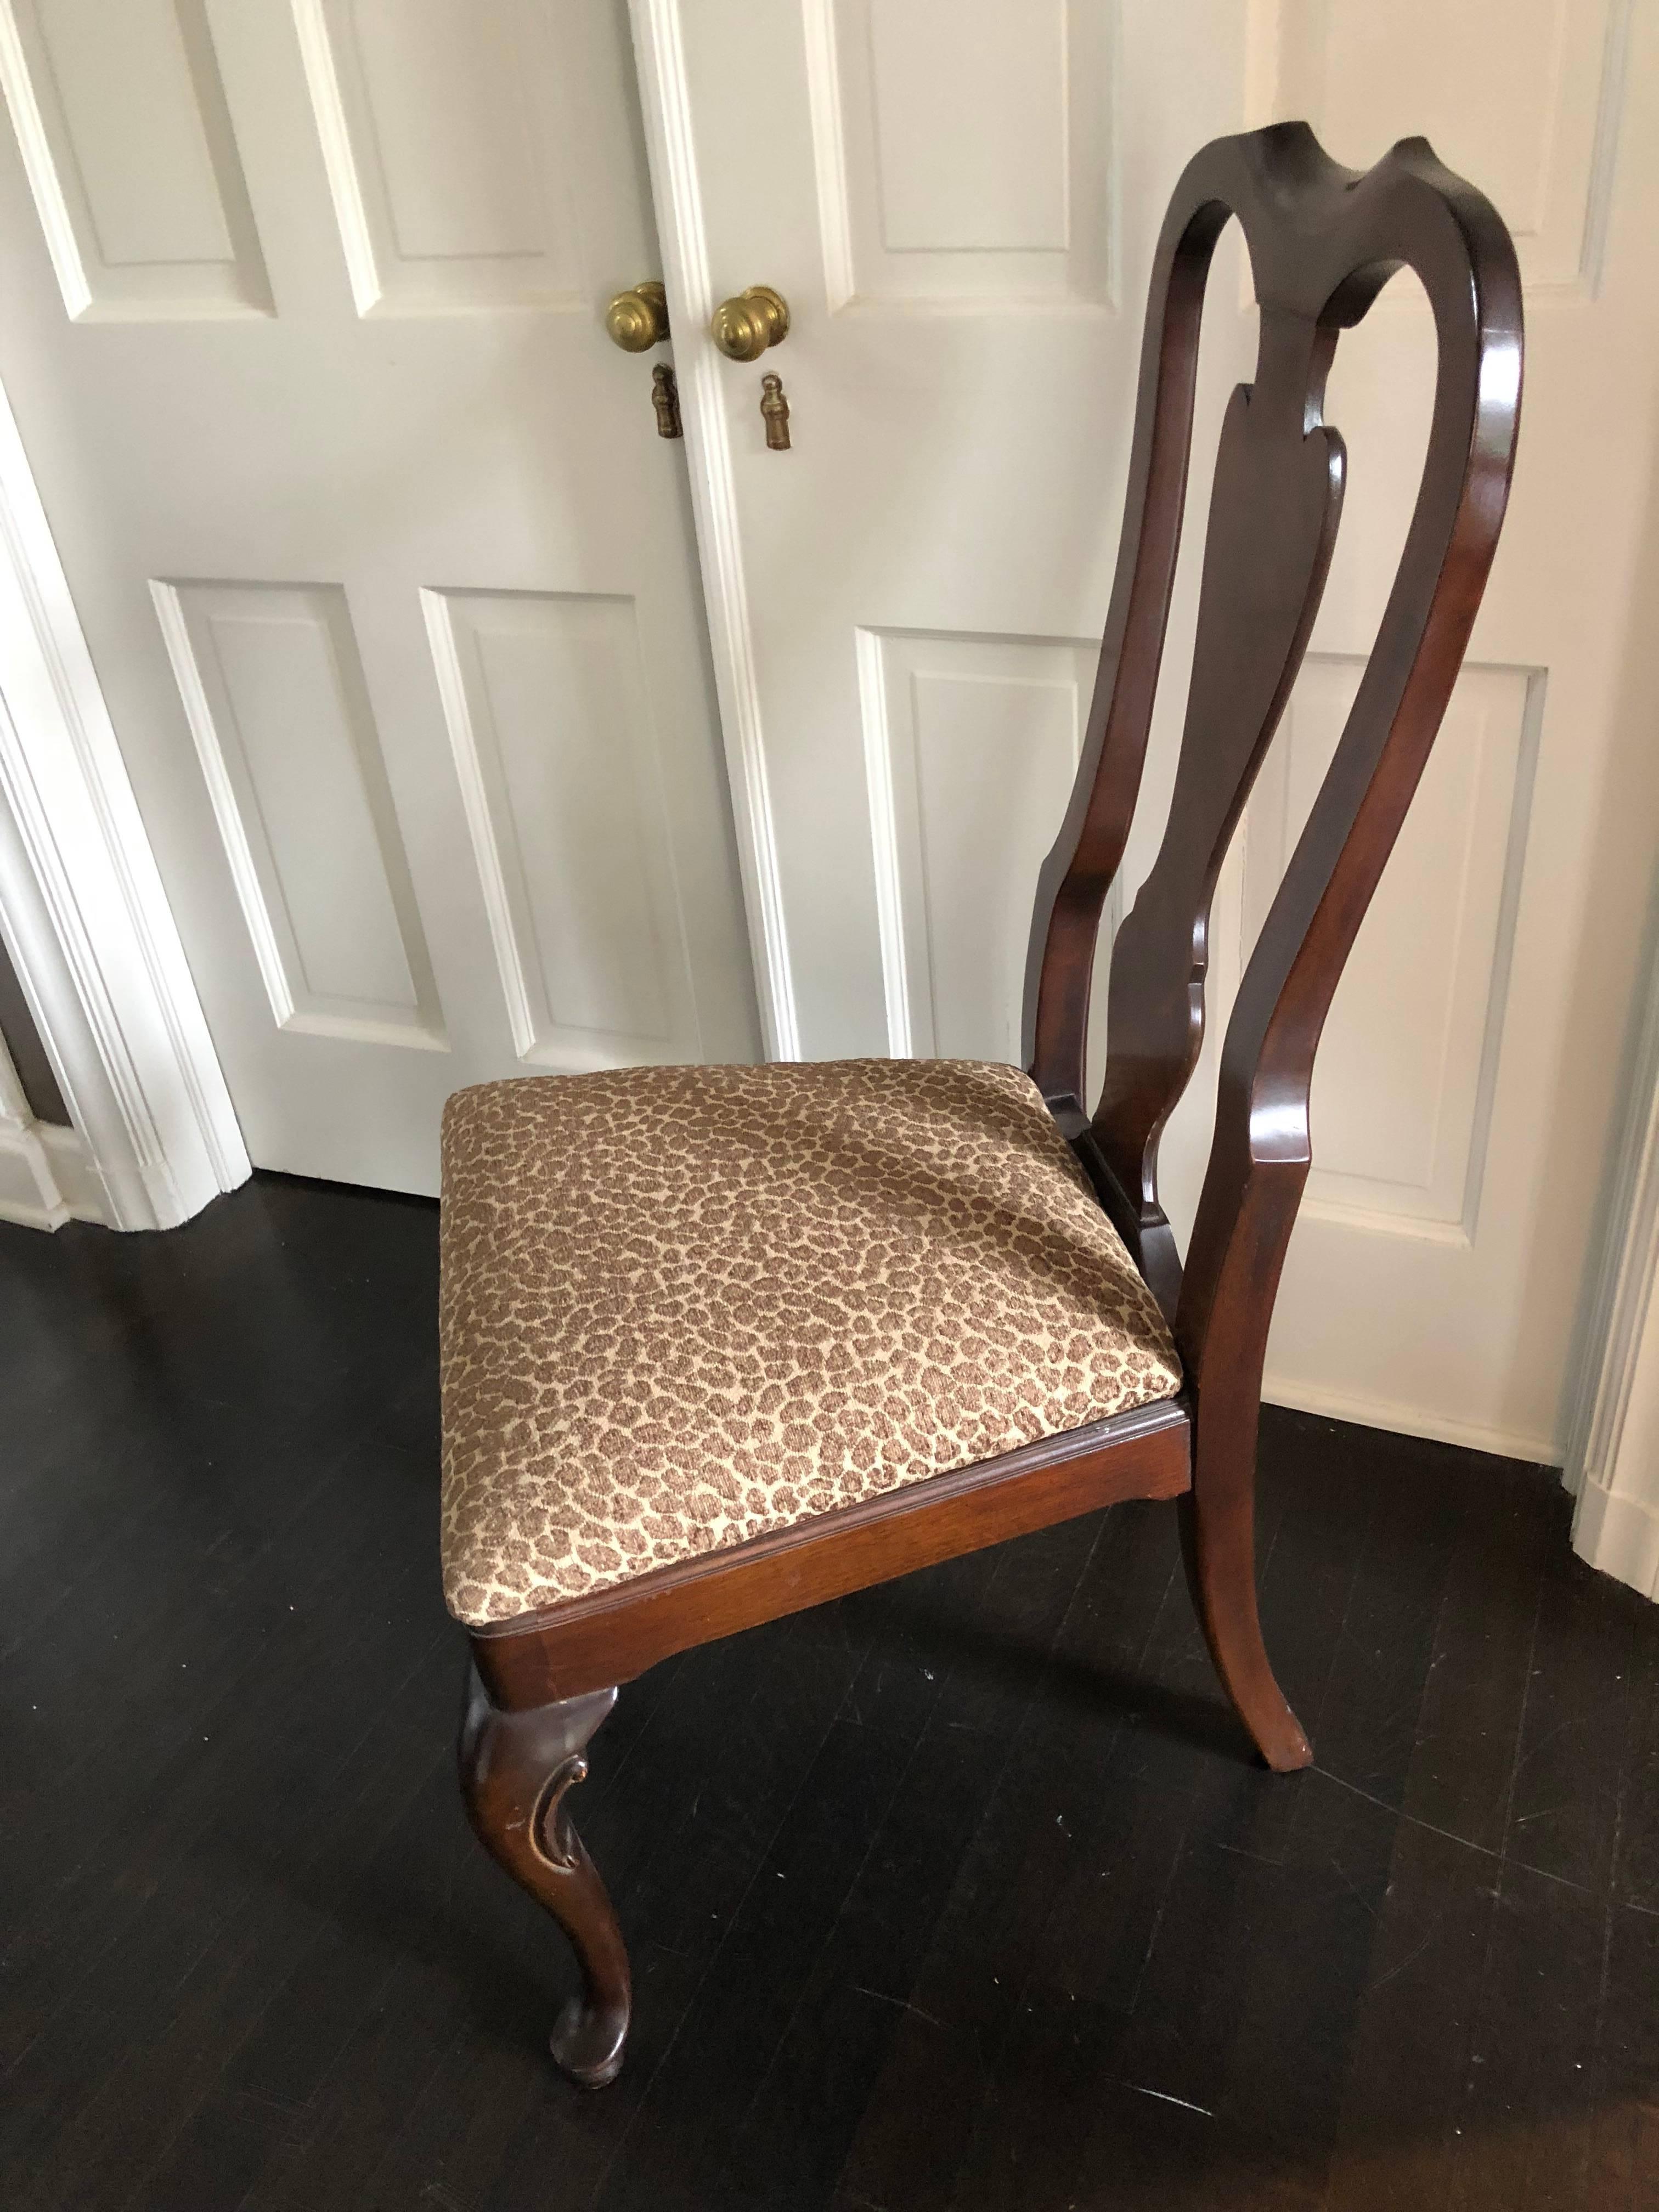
[606,281,669,352]
[710,284,789,362]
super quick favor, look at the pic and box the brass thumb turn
[606,280,669,351]
[711,284,789,362]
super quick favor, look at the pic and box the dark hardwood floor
[3,1172,1658,2210]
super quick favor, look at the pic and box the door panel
[424,586,704,1069]
[1275,0,1623,295]
[154,577,445,1053]
[1245,657,1541,1244]
[809,0,1113,308]
[3,0,272,320]
[666,0,1659,1455]
[0,0,759,1194]
[859,628,1108,1067]
[295,0,586,315]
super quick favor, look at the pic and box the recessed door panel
[0,0,270,318]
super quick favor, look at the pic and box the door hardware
[711,284,789,362]
[652,364,684,440]
[759,372,791,450]
[606,280,669,351]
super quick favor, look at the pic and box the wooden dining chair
[439,122,1522,2087]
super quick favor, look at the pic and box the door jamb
[628,0,800,1062]
[0,369,248,1232]
[1565,904,1659,1598]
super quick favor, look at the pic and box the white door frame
[1565,906,1659,1596]
[0,366,247,1232]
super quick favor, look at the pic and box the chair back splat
[1024,122,1522,1373]
[1024,126,1520,1773]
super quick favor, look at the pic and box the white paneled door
[0,0,759,1193]
[651,0,1659,1459]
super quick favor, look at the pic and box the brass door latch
[606,282,682,438]
[711,285,793,449]
[610,280,791,446]
[605,280,669,351]
[710,284,789,361]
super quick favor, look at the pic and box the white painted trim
[855,628,912,1058]
[0,1114,105,1229]
[1565,916,1659,1499]
[421,586,539,1060]
[290,0,383,319]
[0,374,248,1228]
[0,1115,72,1227]
[0,1020,100,1227]
[149,580,297,1034]
[1572,1477,1659,1601]
[37,1115,104,1218]
[0,0,90,321]
[1262,1373,1558,1469]
[800,0,857,315]
[1579,0,1635,298]
[627,0,800,1062]
[1562,904,1659,1596]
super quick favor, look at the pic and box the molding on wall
[1262,1373,1559,1470]
[0,375,248,1230]
[0,1023,101,1227]
[855,627,913,1059]
[627,0,800,1061]
[1572,1477,1659,1602]
[1562,908,1659,1598]
[0,1114,104,1229]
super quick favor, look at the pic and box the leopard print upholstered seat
[439,1058,1183,1628]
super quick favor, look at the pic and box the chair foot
[1180,1488,1311,1773]
[458,1659,631,2086]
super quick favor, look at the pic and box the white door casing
[641,0,1659,1470]
[1566,921,1659,1599]
[0,0,759,1198]
[0,360,247,1231]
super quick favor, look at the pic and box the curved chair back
[1024,123,1523,1415]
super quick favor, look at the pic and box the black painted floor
[3,1171,1658,2211]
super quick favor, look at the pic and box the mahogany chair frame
[456,123,1523,2087]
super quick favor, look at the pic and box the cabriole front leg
[458,1658,631,2086]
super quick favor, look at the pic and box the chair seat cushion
[439,1059,1182,1628]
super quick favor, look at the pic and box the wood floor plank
[699,1528,1092,2212]
[833,1506,1183,2212]
[1506,1507,1645,1896]
[1399,1453,1557,1857]
[1321,1816,1498,2211]
[1441,1859,1608,2211]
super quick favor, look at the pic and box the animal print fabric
[439,1059,1182,1628]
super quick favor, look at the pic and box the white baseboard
[1571,1477,1659,1600]
[1262,1373,1560,1468]
[0,1113,103,1229]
